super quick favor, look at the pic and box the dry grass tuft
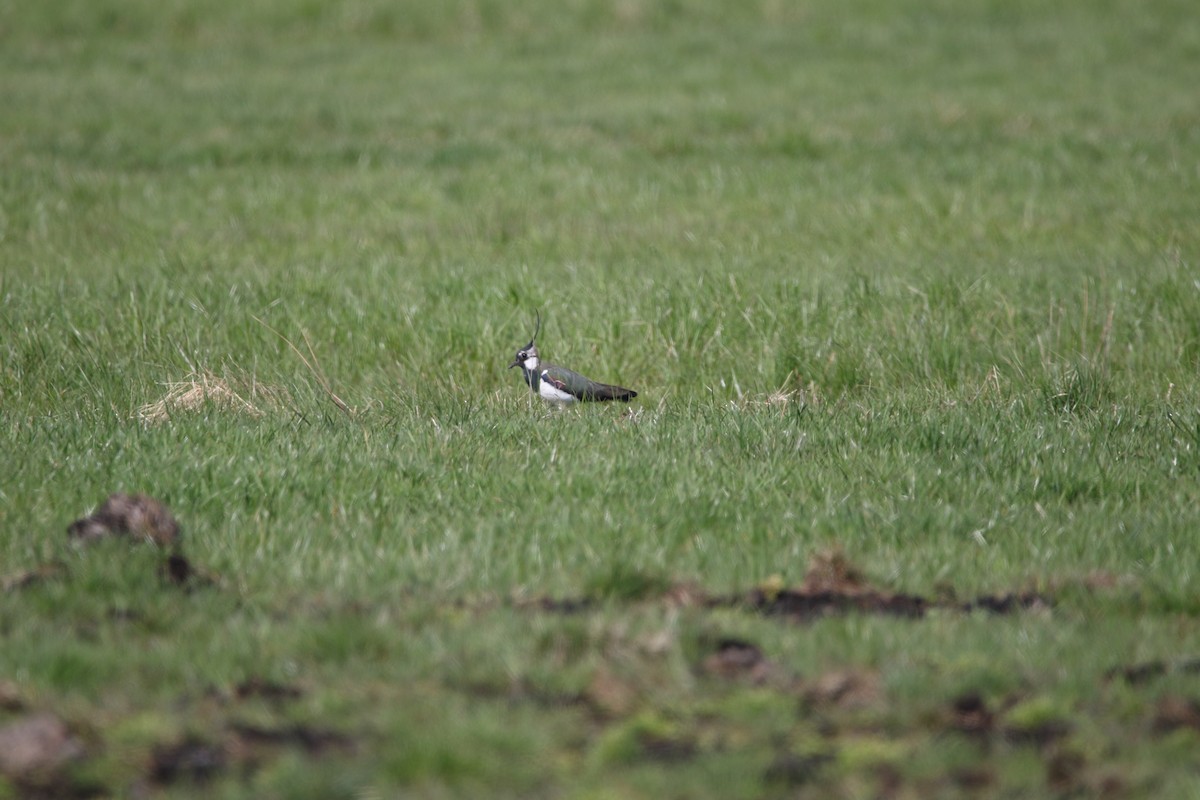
[732,384,820,413]
[138,370,289,425]
[722,371,821,412]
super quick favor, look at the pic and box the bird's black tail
[584,383,638,402]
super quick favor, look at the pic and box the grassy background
[3,0,1200,797]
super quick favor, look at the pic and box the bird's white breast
[538,375,577,404]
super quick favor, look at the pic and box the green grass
[3,0,1200,797]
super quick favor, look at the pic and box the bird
[508,311,638,405]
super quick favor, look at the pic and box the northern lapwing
[508,312,638,405]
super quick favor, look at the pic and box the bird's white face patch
[522,354,540,371]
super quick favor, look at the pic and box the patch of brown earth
[157,553,221,590]
[227,722,355,758]
[739,548,929,620]
[960,592,1050,614]
[2,562,67,593]
[1002,717,1072,748]
[1151,695,1200,734]
[524,595,594,614]
[68,493,180,548]
[583,667,639,719]
[1045,747,1087,794]
[632,728,696,763]
[701,638,774,684]
[1106,660,1168,685]
[1105,657,1200,685]
[0,713,95,798]
[950,765,995,791]
[149,723,356,788]
[526,551,1051,623]
[0,713,86,779]
[0,681,25,712]
[801,548,869,592]
[948,692,995,737]
[764,751,833,787]
[747,586,929,620]
[149,738,227,786]
[803,669,883,711]
[161,553,193,585]
[233,678,304,703]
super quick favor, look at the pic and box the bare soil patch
[525,550,1053,623]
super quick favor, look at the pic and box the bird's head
[508,310,541,371]
[508,343,539,371]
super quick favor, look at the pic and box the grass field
[3,0,1200,796]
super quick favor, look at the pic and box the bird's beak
[508,356,522,369]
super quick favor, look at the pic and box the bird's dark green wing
[542,363,637,402]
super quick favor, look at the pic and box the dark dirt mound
[525,550,1052,624]
[68,493,180,547]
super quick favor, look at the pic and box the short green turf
[3,0,1200,797]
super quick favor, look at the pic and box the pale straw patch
[137,369,286,425]
[732,377,821,413]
